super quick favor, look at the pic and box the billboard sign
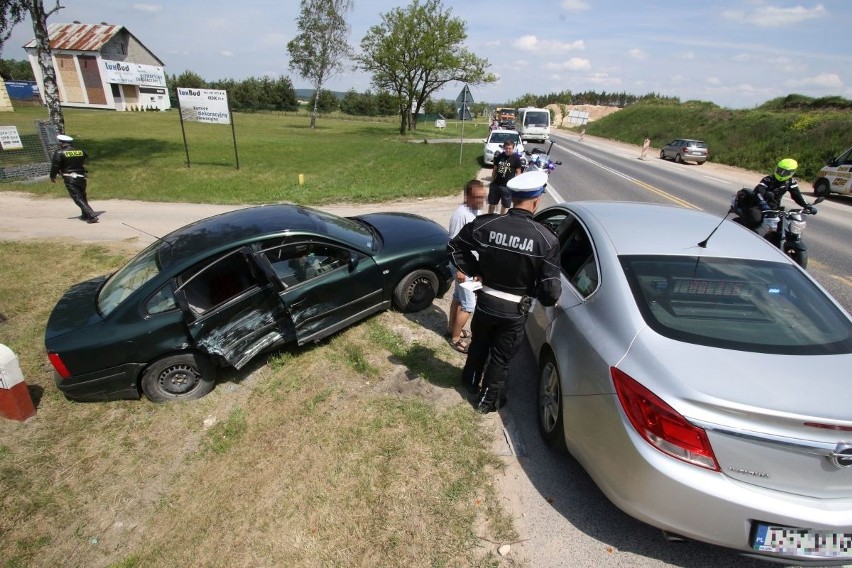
[0,126,24,150]
[100,60,166,87]
[176,88,231,125]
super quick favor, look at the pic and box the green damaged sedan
[46,204,452,403]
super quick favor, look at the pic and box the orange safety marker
[0,344,36,421]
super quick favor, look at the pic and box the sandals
[449,338,470,353]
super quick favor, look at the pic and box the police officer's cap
[57,134,73,143]
[507,170,548,200]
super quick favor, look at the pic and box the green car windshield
[622,255,852,355]
[97,242,162,316]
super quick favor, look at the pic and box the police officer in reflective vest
[449,171,562,414]
[50,134,98,223]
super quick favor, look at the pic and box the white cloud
[707,77,722,85]
[786,72,843,88]
[628,48,648,60]
[561,0,590,10]
[586,73,621,87]
[681,51,695,60]
[132,3,163,13]
[220,50,234,57]
[722,3,826,27]
[513,35,585,52]
[545,58,592,71]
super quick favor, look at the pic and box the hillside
[565,100,851,180]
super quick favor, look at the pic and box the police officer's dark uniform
[50,134,98,223]
[448,171,562,414]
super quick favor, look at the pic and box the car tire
[696,161,705,165]
[140,352,216,403]
[813,179,831,198]
[675,153,684,164]
[659,150,666,160]
[538,352,567,452]
[392,269,439,312]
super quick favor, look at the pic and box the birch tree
[286,0,353,129]
[0,0,66,133]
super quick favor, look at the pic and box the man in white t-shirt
[447,179,486,352]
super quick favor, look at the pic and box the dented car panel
[45,204,452,402]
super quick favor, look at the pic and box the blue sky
[4,0,849,109]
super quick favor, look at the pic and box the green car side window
[145,285,177,315]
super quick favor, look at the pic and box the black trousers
[64,178,95,219]
[462,297,527,405]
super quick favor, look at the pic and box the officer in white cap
[448,170,562,413]
[50,133,98,223]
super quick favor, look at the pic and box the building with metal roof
[23,22,170,112]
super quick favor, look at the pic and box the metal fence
[0,115,60,182]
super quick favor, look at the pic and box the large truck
[495,107,517,128]
[516,107,551,143]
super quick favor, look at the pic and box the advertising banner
[100,60,166,87]
[176,88,231,125]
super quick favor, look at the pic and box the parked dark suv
[659,139,708,164]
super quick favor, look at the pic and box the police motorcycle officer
[736,158,814,229]
[448,171,562,414]
[50,134,98,223]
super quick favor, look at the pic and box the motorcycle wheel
[787,247,808,269]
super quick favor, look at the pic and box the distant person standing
[50,134,98,223]
[488,139,522,214]
[579,128,586,141]
[446,179,486,353]
[639,136,651,160]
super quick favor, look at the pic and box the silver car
[527,201,852,564]
[660,138,708,164]
[483,129,524,166]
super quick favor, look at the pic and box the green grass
[581,100,852,179]
[0,107,489,205]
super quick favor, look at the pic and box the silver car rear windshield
[621,256,852,355]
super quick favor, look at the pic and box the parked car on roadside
[483,129,524,166]
[528,200,852,564]
[659,139,708,164]
[45,204,452,403]
[813,146,852,198]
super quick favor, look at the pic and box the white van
[516,107,550,143]
[813,146,852,197]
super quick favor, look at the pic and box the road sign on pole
[456,84,474,164]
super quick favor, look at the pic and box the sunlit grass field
[1,107,489,205]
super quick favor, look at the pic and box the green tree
[0,4,27,56]
[0,58,35,80]
[311,89,338,113]
[357,0,495,134]
[286,0,353,129]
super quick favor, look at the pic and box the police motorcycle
[730,189,824,269]
[521,141,562,175]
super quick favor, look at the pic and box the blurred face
[466,184,486,210]
[503,142,515,153]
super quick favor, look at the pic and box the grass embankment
[0,107,488,204]
[0,241,515,567]
[577,100,851,180]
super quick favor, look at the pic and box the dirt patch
[547,103,621,128]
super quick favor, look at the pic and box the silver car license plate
[752,523,852,558]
